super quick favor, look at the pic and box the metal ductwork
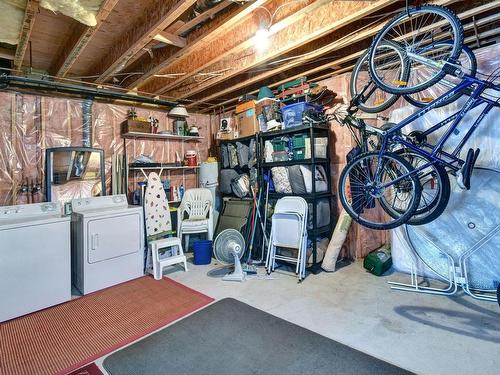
[82,98,93,147]
[193,0,224,16]
[0,74,178,108]
[178,0,227,36]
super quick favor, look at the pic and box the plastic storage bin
[272,151,290,162]
[281,102,323,128]
[314,137,328,158]
[193,240,212,265]
[293,147,305,160]
[271,137,288,152]
[292,134,308,148]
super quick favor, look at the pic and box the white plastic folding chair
[177,188,214,251]
[265,197,308,281]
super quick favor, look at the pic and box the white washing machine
[71,194,144,295]
[0,202,71,322]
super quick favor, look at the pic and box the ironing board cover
[144,172,172,238]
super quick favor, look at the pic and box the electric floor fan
[213,229,246,282]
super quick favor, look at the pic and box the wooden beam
[90,0,198,83]
[142,0,323,95]
[50,0,120,77]
[196,0,492,112]
[175,0,234,35]
[122,0,271,90]
[0,47,15,61]
[167,0,398,100]
[183,0,476,107]
[165,20,186,34]
[14,0,38,70]
[154,31,187,48]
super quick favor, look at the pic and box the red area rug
[66,363,103,375]
[0,277,213,375]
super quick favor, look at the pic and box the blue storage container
[193,240,213,265]
[281,102,322,128]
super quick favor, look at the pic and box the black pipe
[193,0,224,16]
[0,74,178,108]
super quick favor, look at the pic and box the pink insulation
[0,93,212,206]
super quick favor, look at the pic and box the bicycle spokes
[339,152,422,230]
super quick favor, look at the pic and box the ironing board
[144,172,187,279]
[144,172,172,236]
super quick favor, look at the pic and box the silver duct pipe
[82,98,92,147]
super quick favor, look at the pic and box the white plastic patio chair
[265,197,308,281]
[177,188,214,251]
[144,172,187,280]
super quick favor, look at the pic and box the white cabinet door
[87,213,141,263]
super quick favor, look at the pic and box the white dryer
[71,195,144,295]
[0,202,71,322]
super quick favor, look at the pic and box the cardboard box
[255,98,279,116]
[235,100,256,114]
[217,130,235,140]
[235,108,259,138]
[121,119,152,134]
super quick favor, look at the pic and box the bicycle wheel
[350,42,407,113]
[393,149,451,225]
[338,151,421,230]
[404,42,477,108]
[368,4,464,95]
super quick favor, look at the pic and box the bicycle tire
[350,42,407,113]
[404,42,477,108]
[392,149,451,225]
[338,151,422,230]
[368,4,464,95]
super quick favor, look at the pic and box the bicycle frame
[374,74,499,188]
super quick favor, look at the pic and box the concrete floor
[95,258,500,375]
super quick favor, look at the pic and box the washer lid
[0,202,69,229]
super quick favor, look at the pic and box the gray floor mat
[103,298,413,375]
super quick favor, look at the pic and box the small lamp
[168,105,189,118]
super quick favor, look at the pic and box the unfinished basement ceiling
[1,0,498,110]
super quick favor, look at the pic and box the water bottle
[179,184,185,200]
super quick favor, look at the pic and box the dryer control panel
[71,195,128,213]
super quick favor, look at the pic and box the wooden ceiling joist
[14,0,39,70]
[175,0,234,36]
[166,0,404,99]
[90,0,198,84]
[153,31,187,48]
[50,0,120,77]
[189,0,493,110]
[0,47,15,61]
[121,0,271,90]
[139,0,320,95]
[165,0,400,101]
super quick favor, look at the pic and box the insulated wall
[0,92,212,206]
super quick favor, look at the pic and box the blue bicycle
[338,4,500,230]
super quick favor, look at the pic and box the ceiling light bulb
[255,28,270,52]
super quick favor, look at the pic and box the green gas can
[363,245,392,276]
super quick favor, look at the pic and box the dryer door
[87,213,142,263]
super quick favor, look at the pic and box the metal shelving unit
[218,134,260,198]
[259,122,335,273]
[122,132,203,142]
[123,132,202,205]
[261,158,329,168]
